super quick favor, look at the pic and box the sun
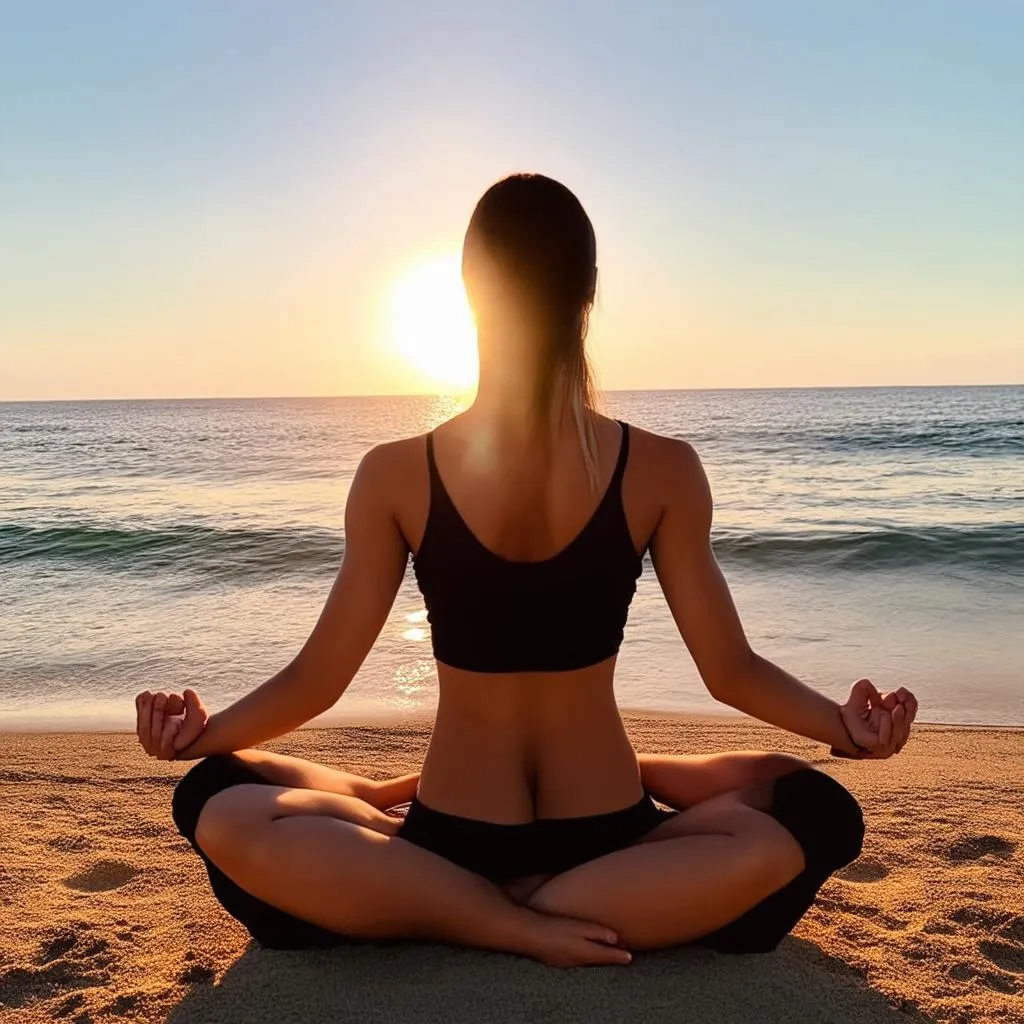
[388,253,478,391]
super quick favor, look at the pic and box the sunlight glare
[388,254,478,391]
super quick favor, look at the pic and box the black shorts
[397,792,678,883]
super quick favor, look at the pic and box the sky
[1,1,1022,400]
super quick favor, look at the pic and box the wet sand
[1,713,1022,1023]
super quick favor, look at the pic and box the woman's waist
[432,658,621,722]
[418,696,642,822]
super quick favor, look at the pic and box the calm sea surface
[1,387,1021,730]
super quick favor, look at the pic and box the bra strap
[425,431,441,490]
[611,420,631,488]
[424,430,453,511]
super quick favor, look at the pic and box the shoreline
[3,704,1024,736]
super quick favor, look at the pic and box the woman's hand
[135,689,208,759]
[839,678,918,758]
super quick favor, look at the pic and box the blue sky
[2,1,1021,398]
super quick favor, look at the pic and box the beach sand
[1,714,1022,1024]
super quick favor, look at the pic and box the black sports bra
[412,421,643,673]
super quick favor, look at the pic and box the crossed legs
[171,749,863,960]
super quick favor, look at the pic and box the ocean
[1,387,1021,731]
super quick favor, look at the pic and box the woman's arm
[160,444,409,760]
[649,439,912,757]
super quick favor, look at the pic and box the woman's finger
[891,702,907,753]
[862,678,883,704]
[846,678,873,715]
[173,689,208,752]
[898,691,918,752]
[872,708,893,757]
[136,692,153,751]
[149,693,168,757]
[851,677,884,710]
[135,691,145,735]
[905,694,919,725]
[159,714,181,760]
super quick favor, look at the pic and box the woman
[136,173,917,968]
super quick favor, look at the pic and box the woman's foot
[511,908,632,967]
[369,772,421,811]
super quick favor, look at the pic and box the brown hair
[462,173,600,484]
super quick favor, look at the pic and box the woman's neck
[471,354,567,442]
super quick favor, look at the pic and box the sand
[1,713,1022,1024]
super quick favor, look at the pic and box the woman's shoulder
[619,422,712,530]
[352,433,430,500]
[361,431,429,465]
[622,421,706,480]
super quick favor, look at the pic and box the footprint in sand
[38,932,78,964]
[949,962,972,981]
[949,905,1002,929]
[836,857,889,883]
[976,970,1018,994]
[980,939,1024,975]
[179,963,216,985]
[102,992,140,1015]
[947,961,1018,995]
[53,991,86,1016]
[0,929,113,1010]
[64,860,139,893]
[818,893,908,932]
[943,834,1016,863]
[936,903,1024,943]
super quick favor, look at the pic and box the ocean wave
[711,524,1024,571]
[811,421,1024,457]
[3,520,1022,578]
[0,523,344,578]
[683,420,1024,458]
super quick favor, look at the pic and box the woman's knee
[691,771,864,956]
[768,768,865,874]
[731,753,811,813]
[172,755,232,842]
[193,783,276,864]
[171,753,261,847]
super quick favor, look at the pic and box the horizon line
[1,381,1021,405]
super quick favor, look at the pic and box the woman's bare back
[383,411,685,822]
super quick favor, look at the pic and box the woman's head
[462,174,600,471]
